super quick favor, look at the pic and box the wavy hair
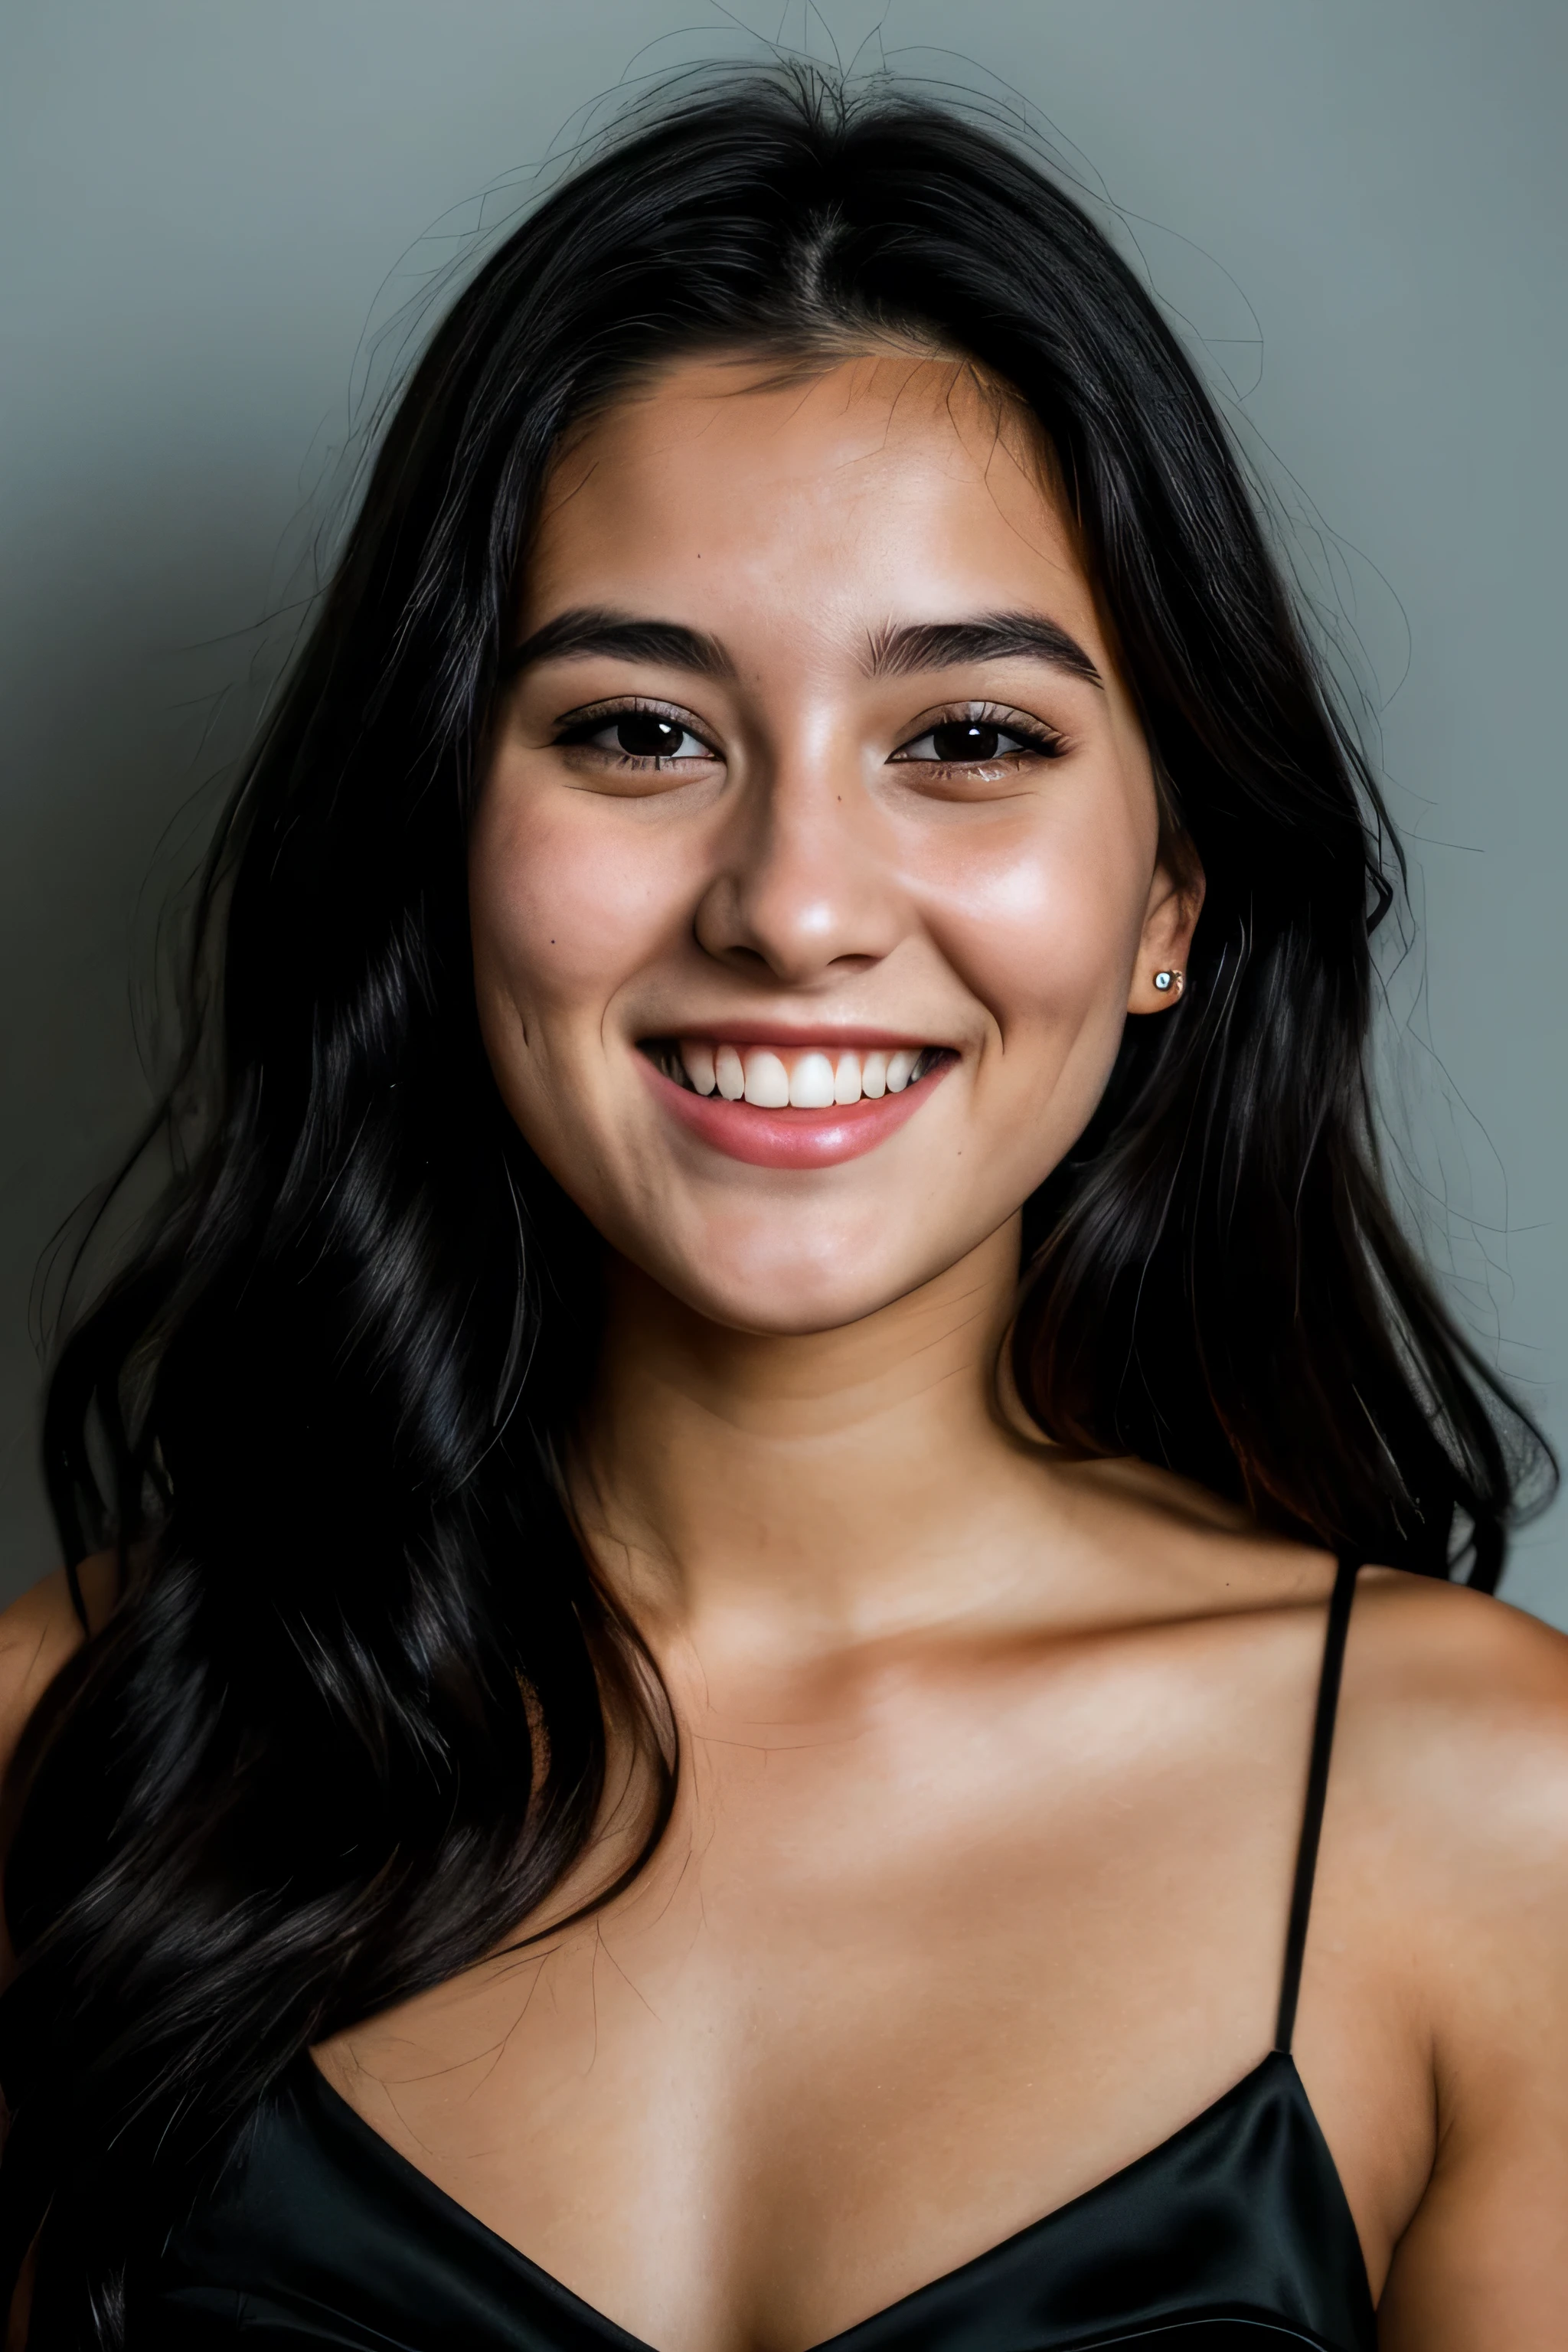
[1,64,1552,2343]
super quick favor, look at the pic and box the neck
[573,1217,1048,1668]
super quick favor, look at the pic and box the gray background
[2,0,1563,1618]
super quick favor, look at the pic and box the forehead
[523,351,1093,637]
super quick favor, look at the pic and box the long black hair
[1,63,1552,2343]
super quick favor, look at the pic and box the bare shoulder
[1336,1568,1568,1971]
[0,1554,119,1786]
[1347,1566,1568,1784]
[1331,1574,1568,2336]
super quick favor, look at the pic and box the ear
[1127,849,1206,1015]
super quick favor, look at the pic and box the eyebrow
[502,607,734,680]
[502,604,1102,691]
[864,612,1102,687]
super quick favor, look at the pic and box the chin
[688,1279,902,1339]
[635,1207,982,1338]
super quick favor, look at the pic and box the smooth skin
[6,353,1568,2350]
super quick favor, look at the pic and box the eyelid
[546,694,1062,774]
[552,692,719,750]
[890,701,1065,761]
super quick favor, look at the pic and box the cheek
[913,802,1150,1052]
[469,783,681,1024]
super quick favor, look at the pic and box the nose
[693,742,906,987]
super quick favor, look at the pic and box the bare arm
[1369,1589,1568,2346]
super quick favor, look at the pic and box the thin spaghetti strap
[1273,1555,1361,2055]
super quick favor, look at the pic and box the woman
[2,65,1564,2352]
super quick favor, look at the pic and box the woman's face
[472,352,1199,1334]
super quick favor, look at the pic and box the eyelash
[552,698,1067,773]
[889,705,1066,769]
[553,699,714,769]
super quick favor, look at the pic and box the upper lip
[639,1021,949,1050]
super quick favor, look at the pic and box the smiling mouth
[641,1038,954,1108]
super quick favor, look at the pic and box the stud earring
[1153,969,1184,993]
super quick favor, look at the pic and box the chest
[313,1666,1412,2350]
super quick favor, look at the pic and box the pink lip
[641,1057,951,1168]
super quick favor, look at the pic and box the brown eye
[557,706,714,763]
[611,714,694,759]
[893,711,1062,767]
[931,720,1003,761]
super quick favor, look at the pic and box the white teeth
[670,1039,941,1106]
[742,1048,790,1108]
[680,1040,717,1096]
[789,1051,837,1108]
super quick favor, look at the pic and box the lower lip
[642,1058,951,1168]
